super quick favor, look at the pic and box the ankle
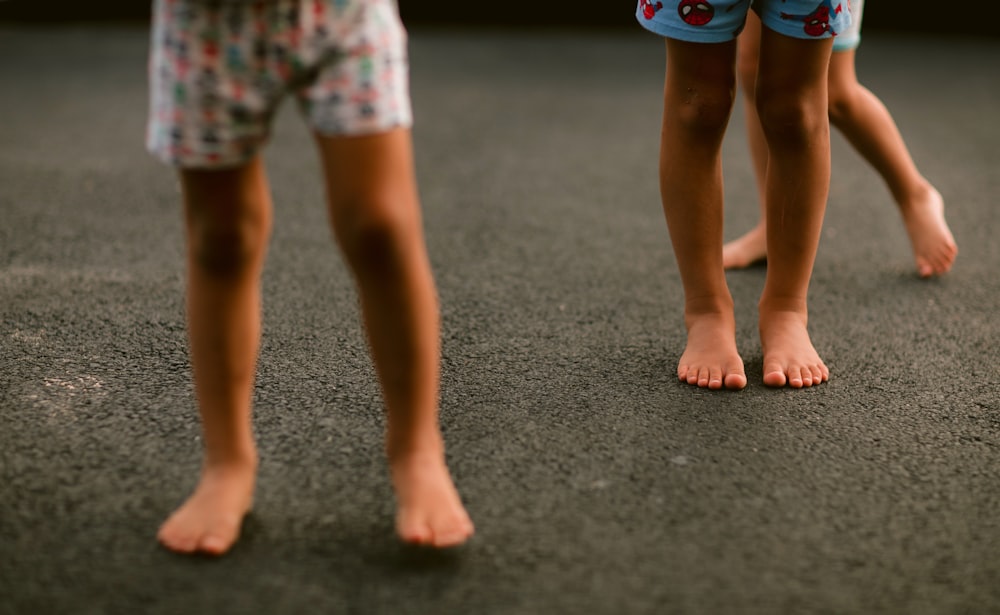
[683,294,735,319]
[895,179,937,213]
[758,295,808,317]
[202,446,258,472]
[386,427,445,466]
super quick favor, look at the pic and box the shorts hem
[832,34,861,52]
[759,20,842,42]
[146,144,261,170]
[310,116,414,139]
[636,11,740,43]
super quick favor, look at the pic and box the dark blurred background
[1,0,999,38]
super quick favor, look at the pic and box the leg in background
[723,12,770,270]
[827,51,957,277]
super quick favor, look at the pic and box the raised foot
[759,309,828,388]
[900,186,957,278]
[722,224,767,270]
[158,460,257,556]
[391,452,474,549]
[678,312,747,390]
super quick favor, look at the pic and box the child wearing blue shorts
[147,0,474,555]
[636,0,850,389]
[724,0,958,278]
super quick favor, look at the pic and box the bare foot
[899,185,957,278]
[759,308,828,388]
[723,223,767,270]
[678,311,747,390]
[391,451,474,548]
[157,458,257,556]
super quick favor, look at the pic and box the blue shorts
[636,0,852,43]
[833,0,863,51]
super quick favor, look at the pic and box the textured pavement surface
[1,25,999,615]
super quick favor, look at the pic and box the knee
[826,85,854,128]
[332,196,416,274]
[672,86,735,140]
[755,90,827,147]
[181,165,272,277]
[187,216,270,277]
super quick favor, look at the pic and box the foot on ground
[900,186,957,278]
[391,452,474,548]
[722,224,767,270]
[678,311,747,390]
[157,459,257,556]
[759,308,828,388]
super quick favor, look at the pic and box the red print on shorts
[780,0,843,37]
[678,0,715,26]
[640,0,664,20]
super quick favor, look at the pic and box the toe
[432,525,473,548]
[916,259,933,278]
[696,366,711,387]
[198,534,231,556]
[708,366,723,390]
[185,519,239,556]
[401,527,433,546]
[788,366,804,388]
[937,250,955,274]
[724,372,747,390]
[397,514,434,546]
[763,365,786,387]
[800,368,813,388]
[158,527,198,554]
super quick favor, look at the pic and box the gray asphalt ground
[1,24,999,615]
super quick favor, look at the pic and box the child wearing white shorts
[146,0,475,556]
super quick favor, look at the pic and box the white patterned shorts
[147,0,412,168]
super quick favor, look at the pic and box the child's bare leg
[660,38,747,390]
[755,32,833,388]
[315,128,474,547]
[723,12,770,270]
[827,51,957,277]
[158,157,271,555]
